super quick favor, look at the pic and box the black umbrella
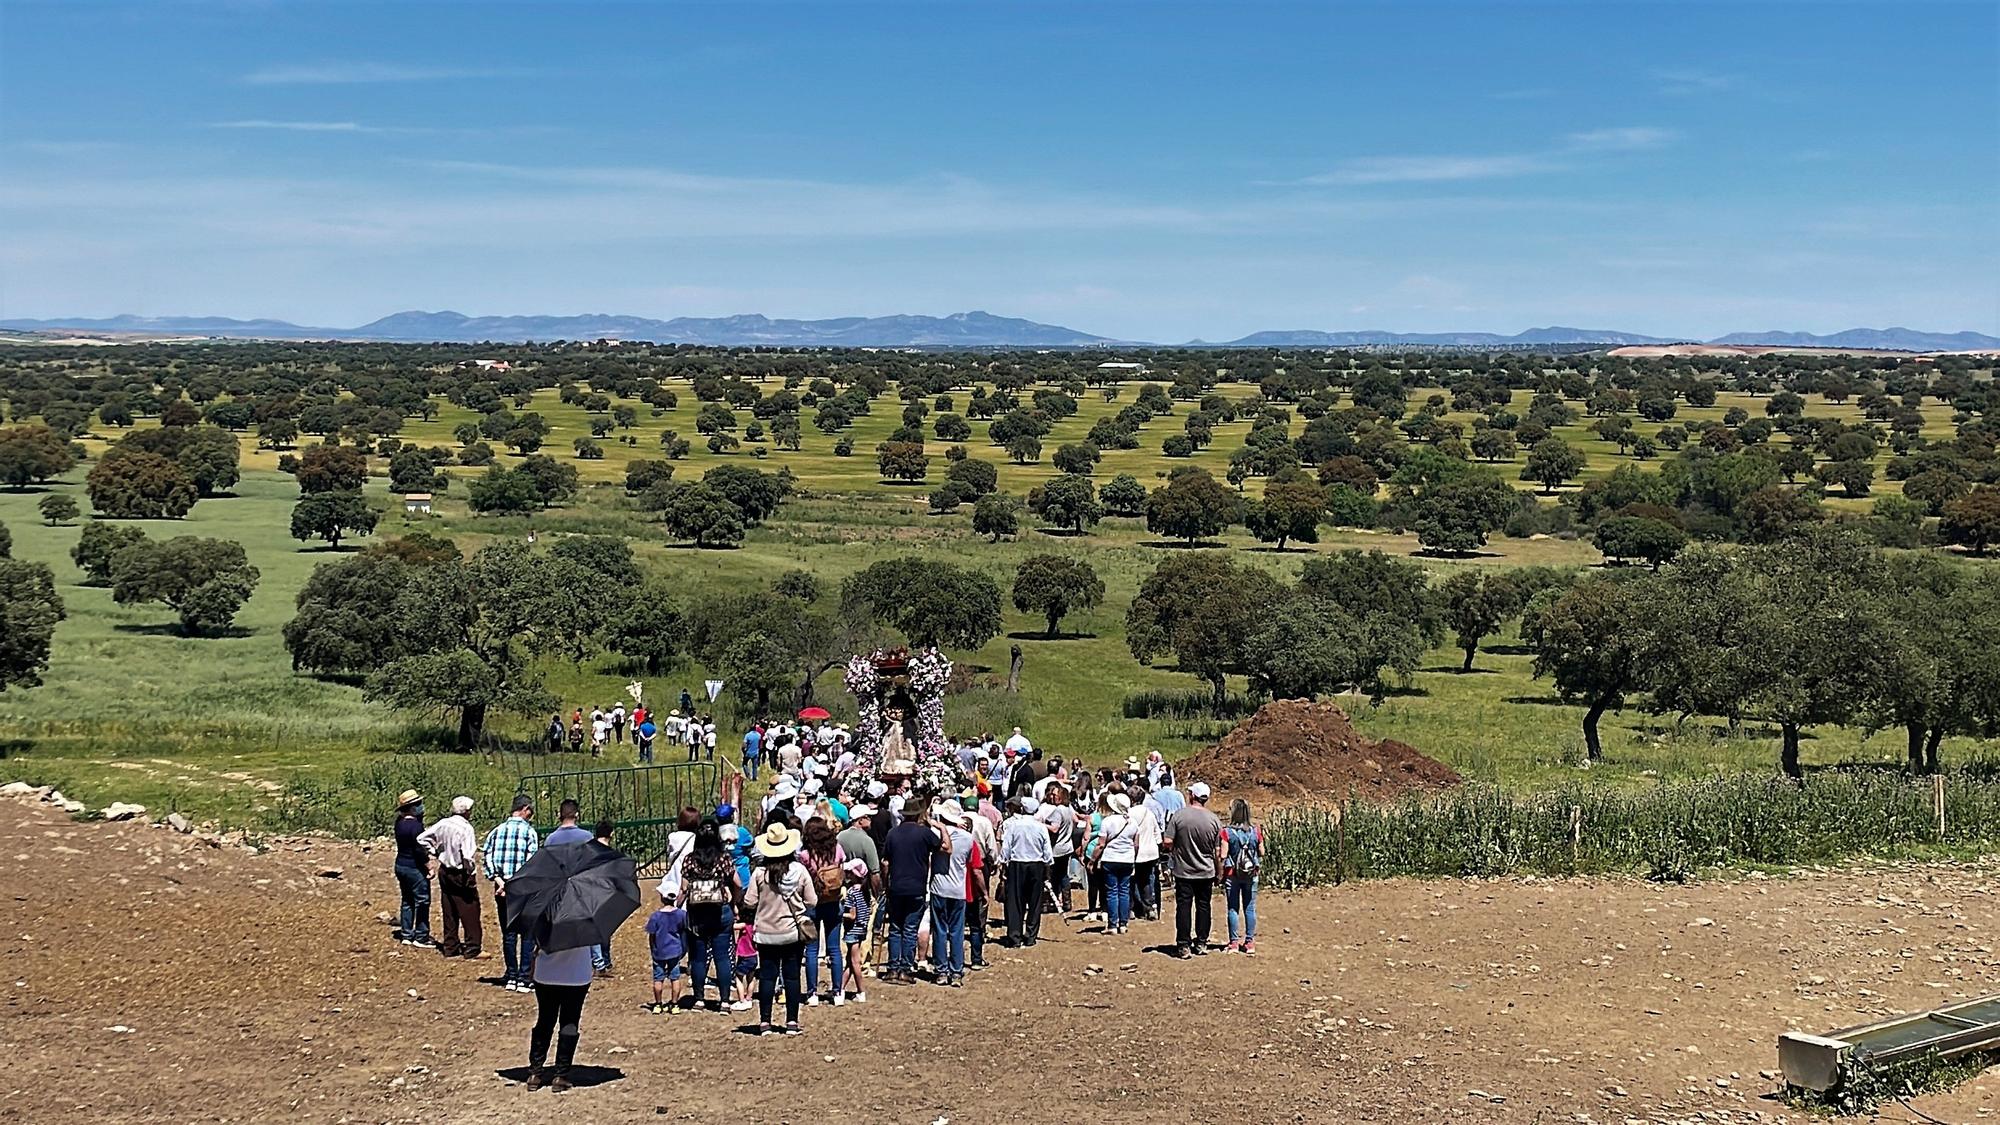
[501,841,642,953]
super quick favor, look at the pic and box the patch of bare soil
[1179,698,1461,806]
[3,802,1997,1124]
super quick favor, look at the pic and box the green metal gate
[514,761,721,876]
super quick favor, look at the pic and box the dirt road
[1,801,1994,1124]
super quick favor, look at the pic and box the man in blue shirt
[392,789,433,948]
[880,799,946,984]
[740,727,763,780]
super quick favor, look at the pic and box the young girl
[839,858,870,1004]
[732,920,759,1005]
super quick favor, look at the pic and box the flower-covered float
[839,645,968,801]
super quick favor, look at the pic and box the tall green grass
[1262,767,2000,887]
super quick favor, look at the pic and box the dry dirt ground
[2,801,1996,1125]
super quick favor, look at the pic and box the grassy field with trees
[1,340,1996,842]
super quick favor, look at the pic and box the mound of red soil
[1178,699,1460,805]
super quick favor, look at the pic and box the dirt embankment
[1178,699,1460,806]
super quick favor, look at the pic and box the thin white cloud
[242,62,524,85]
[1286,127,1680,187]
[1652,68,1734,95]
[1563,126,1679,152]
[1293,154,1553,186]
[212,120,401,134]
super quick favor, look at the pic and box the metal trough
[1778,993,2000,1092]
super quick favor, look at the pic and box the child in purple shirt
[644,894,689,1014]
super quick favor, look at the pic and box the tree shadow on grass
[1421,665,1499,675]
[494,1065,625,1089]
[661,542,742,551]
[1483,643,1534,657]
[875,479,928,487]
[3,485,55,495]
[1005,631,1099,642]
[1138,539,1227,549]
[1412,547,1506,560]
[300,543,363,553]
[1503,694,1571,707]
[112,623,253,639]
[0,739,34,759]
[1038,527,1089,538]
[1244,545,1312,554]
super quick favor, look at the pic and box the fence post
[1334,804,1346,885]
[1569,805,1582,870]
[1934,775,1946,841]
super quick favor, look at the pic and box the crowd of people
[388,722,1268,1091]
[543,696,720,765]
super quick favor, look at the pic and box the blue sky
[2,1,1995,340]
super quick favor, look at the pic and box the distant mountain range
[0,310,1113,347]
[2,312,1994,352]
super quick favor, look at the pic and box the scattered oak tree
[110,535,261,636]
[1011,554,1105,637]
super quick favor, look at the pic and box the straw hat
[395,789,422,810]
[1108,793,1132,815]
[753,823,802,860]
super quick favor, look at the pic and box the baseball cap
[847,803,876,819]
[1189,782,1211,800]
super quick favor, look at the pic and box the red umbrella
[797,706,832,721]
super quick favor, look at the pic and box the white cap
[1188,782,1211,800]
[450,795,474,815]
[847,803,877,819]
[1020,797,1041,814]
[774,779,799,800]
[866,779,889,799]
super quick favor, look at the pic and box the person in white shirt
[998,797,1052,947]
[1093,793,1140,934]
[1003,727,1032,756]
[418,796,483,957]
[1129,781,1164,922]
[590,716,611,756]
[703,720,718,761]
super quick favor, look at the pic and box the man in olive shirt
[1161,782,1225,959]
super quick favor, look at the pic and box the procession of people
[390,692,1265,1092]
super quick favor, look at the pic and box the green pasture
[4,429,1990,835]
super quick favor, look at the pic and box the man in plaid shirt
[482,794,541,991]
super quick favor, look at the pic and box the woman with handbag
[743,822,819,1035]
[1093,793,1140,935]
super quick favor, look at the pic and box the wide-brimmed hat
[754,823,802,860]
[1123,756,1141,770]
[395,789,422,810]
[1109,793,1132,814]
[935,800,967,826]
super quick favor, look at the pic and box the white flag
[625,681,644,704]
[704,679,724,703]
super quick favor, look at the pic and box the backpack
[809,854,845,903]
[684,858,729,906]
[1225,824,1262,876]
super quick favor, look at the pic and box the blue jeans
[497,894,537,983]
[1227,875,1259,943]
[394,860,431,941]
[591,944,611,973]
[1102,861,1135,928]
[885,893,925,974]
[688,923,736,1005]
[929,894,967,977]
[742,752,760,781]
[805,902,845,996]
